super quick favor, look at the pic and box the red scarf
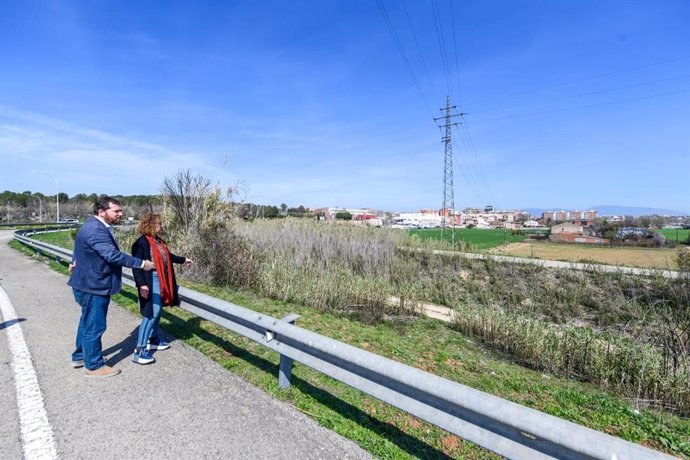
[145,235,175,305]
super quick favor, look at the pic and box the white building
[391,212,443,229]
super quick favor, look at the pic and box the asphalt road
[0,231,370,459]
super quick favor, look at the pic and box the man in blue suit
[68,196,155,378]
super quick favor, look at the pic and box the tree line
[0,189,313,223]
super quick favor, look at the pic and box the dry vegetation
[490,241,680,269]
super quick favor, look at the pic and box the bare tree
[161,170,215,231]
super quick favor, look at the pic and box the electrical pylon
[434,95,461,246]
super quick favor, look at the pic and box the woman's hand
[184,258,194,267]
[139,286,150,299]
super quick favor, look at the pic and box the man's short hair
[93,196,121,215]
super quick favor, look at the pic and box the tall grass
[453,303,690,414]
[175,219,420,321]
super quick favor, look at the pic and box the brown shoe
[84,365,121,379]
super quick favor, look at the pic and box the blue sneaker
[132,349,155,365]
[147,341,170,351]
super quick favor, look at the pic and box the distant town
[2,189,689,245]
[312,205,690,247]
[315,205,689,228]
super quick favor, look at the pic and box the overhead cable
[463,54,690,107]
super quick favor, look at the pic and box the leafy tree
[593,219,622,241]
[288,205,310,218]
[637,216,651,228]
[650,215,667,228]
[263,205,279,218]
[57,192,69,203]
[335,211,352,221]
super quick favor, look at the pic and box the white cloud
[0,105,232,196]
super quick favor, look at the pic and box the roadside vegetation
[9,237,690,458]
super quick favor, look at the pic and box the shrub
[186,222,261,289]
[675,248,690,273]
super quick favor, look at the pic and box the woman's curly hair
[138,213,161,236]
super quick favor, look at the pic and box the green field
[408,227,537,251]
[29,230,75,248]
[410,228,689,251]
[657,228,690,243]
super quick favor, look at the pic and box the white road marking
[0,286,58,459]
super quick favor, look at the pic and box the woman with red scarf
[131,213,193,364]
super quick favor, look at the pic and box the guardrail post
[278,313,300,389]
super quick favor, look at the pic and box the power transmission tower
[434,95,462,246]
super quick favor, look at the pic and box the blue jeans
[136,272,162,348]
[71,289,110,370]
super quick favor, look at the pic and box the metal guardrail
[0,222,78,229]
[13,230,675,460]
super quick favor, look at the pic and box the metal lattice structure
[435,96,460,246]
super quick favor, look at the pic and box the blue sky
[1,1,688,213]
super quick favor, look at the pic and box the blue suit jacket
[68,217,144,295]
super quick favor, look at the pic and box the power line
[376,0,435,117]
[469,73,690,115]
[462,54,690,107]
[400,0,441,108]
[470,88,690,124]
[452,148,492,207]
[452,132,487,204]
[452,121,495,207]
[449,0,464,107]
[430,0,451,95]
[458,118,498,208]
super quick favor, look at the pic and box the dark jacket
[131,235,186,317]
[68,217,144,295]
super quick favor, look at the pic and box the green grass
[9,235,690,458]
[408,228,533,251]
[657,228,690,243]
[28,229,76,249]
[1,224,74,231]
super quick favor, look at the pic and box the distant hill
[589,205,689,217]
[524,205,689,217]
